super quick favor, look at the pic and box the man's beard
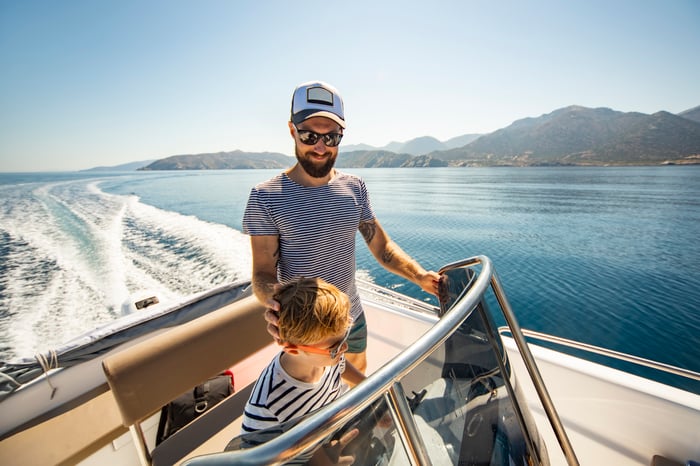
[295,146,337,178]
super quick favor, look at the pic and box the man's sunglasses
[294,126,343,147]
[288,327,351,359]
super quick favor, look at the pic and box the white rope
[35,349,58,399]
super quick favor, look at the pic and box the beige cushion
[102,295,268,426]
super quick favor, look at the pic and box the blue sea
[1,167,699,392]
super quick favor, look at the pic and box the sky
[1,1,699,172]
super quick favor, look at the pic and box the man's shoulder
[252,172,286,192]
[332,170,365,186]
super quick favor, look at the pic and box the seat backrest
[102,294,268,427]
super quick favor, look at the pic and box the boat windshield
[188,257,551,465]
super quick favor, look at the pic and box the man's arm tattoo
[381,249,395,265]
[359,221,376,243]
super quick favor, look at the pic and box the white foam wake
[0,178,252,360]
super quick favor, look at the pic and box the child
[241,277,365,442]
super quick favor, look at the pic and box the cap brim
[292,109,346,129]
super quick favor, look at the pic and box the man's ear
[288,121,296,138]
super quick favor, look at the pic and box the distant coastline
[89,104,700,171]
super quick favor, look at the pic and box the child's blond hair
[274,277,351,345]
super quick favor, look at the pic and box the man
[242,80,440,373]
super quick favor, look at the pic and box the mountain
[84,160,155,171]
[335,150,448,168]
[444,133,482,149]
[335,150,413,168]
[339,142,377,152]
[679,105,700,124]
[400,136,447,155]
[400,155,449,167]
[140,150,294,170]
[379,136,448,155]
[341,134,480,156]
[433,106,700,166]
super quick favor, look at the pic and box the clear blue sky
[1,0,699,171]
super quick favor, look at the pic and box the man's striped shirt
[242,171,376,320]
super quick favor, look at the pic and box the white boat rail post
[386,382,432,466]
[489,268,580,466]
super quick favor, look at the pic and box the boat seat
[102,294,270,465]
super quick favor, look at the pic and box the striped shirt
[242,171,376,320]
[241,352,348,435]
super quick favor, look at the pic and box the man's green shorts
[346,312,367,353]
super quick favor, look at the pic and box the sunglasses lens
[322,133,343,147]
[298,130,319,145]
[297,129,342,147]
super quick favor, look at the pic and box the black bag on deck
[156,372,234,445]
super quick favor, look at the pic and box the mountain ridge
[679,105,700,124]
[139,150,292,170]
[433,105,700,166]
[84,159,155,171]
[342,133,482,155]
[92,104,700,170]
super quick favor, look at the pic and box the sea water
[1,167,699,391]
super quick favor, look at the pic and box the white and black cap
[291,81,345,129]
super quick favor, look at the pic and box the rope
[35,349,58,399]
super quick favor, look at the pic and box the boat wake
[0,178,251,361]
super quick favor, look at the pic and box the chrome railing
[185,256,579,465]
[499,327,700,382]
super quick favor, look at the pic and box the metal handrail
[185,256,579,465]
[185,256,493,465]
[499,327,700,382]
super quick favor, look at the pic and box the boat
[0,255,698,465]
